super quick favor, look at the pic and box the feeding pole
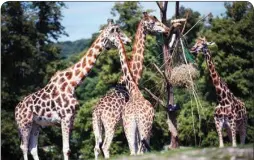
[156,1,179,149]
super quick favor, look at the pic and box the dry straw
[169,63,199,89]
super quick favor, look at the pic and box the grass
[102,144,254,160]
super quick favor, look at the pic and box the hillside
[56,38,91,58]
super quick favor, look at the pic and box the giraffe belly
[33,111,61,126]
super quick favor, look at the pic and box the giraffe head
[190,37,215,54]
[142,12,170,34]
[100,19,131,50]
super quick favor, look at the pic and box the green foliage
[56,38,92,58]
[1,1,66,159]
[2,1,253,159]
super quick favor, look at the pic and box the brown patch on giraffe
[75,69,81,76]
[41,93,50,100]
[41,102,46,108]
[67,87,72,94]
[47,101,50,106]
[41,109,45,116]
[71,81,77,87]
[61,109,66,117]
[46,108,50,112]
[65,72,73,80]
[213,79,219,85]
[61,82,68,92]
[95,45,101,51]
[66,109,71,114]
[56,97,62,107]
[52,88,59,99]
[82,59,87,68]
[87,50,93,57]
[76,63,81,68]
[59,77,65,84]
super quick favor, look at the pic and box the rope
[183,13,211,37]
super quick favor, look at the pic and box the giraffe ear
[107,19,114,25]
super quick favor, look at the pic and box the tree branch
[143,87,165,107]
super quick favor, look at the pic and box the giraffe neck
[119,21,146,84]
[129,21,146,83]
[205,50,229,103]
[117,35,140,95]
[55,33,104,89]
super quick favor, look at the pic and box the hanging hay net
[169,63,199,89]
[167,38,200,89]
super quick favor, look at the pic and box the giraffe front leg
[214,117,224,148]
[92,112,103,160]
[29,123,40,160]
[229,120,237,147]
[61,116,74,160]
[19,123,33,160]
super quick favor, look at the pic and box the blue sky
[58,2,226,42]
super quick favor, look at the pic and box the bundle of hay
[169,64,199,89]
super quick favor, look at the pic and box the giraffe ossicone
[190,37,247,148]
[14,19,130,160]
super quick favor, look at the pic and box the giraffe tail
[141,139,151,152]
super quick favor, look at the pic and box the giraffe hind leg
[29,123,40,160]
[239,119,247,145]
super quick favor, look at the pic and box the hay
[169,64,199,89]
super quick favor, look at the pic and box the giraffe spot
[65,72,72,80]
[67,87,72,93]
[61,82,68,92]
[213,79,219,85]
[42,102,46,107]
[52,88,59,99]
[41,109,45,116]
[137,62,141,69]
[66,109,71,114]
[46,101,50,106]
[41,93,50,100]
[35,105,40,113]
[82,58,87,68]
[59,73,64,77]
[76,63,81,68]
[61,109,66,117]
[222,91,226,99]
[87,50,93,57]
[28,112,32,119]
[95,45,100,50]
[59,77,65,84]
[71,81,77,87]
[56,97,62,107]
[75,69,81,76]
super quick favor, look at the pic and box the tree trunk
[156,1,179,149]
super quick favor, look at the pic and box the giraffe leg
[226,123,232,142]
[229,119,237,147]
[123,117,137,155]
[61,115,74,160]
[29,123,40,160]
[19,124,32,160]
[101,126,115,159]
[92,112,103,160]
[214,117,224,148]
[239,119,247,145]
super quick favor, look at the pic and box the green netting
[184,47,195,63]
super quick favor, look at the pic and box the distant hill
[55,38,92,58]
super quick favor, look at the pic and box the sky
[58,2,227,42]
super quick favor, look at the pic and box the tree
[1,2,67,159]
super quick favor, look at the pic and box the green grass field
[106,144,254,160]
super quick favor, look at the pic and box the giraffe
[92,12,185,159]
[190,37,247,148]
[112,31,155,156]
[14,19,131,160]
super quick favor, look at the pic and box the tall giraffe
[190,37,247,147]
[92,12,184,159]
[14,19,131,160]
[112,32,154,156]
